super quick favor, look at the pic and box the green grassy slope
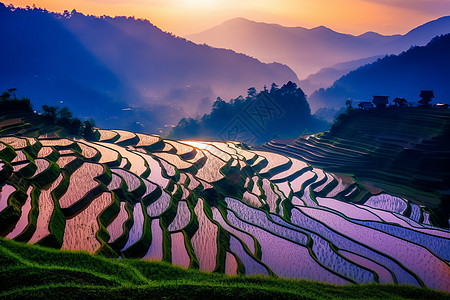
[1,238,448,300]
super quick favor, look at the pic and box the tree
[270,83,279,93]
[212,97,226,112]
[169,81,328,144]
[247,87,257,99]
[68,118,81,135]
[281,81,297,95]
[7,88,17,99]
[345,99,353,112]
[81,119,96,140]
[0,90,32,112]
[42,105,58,122]
[55,106,73,127]
[330,99,357,132]
[57,107,73,121]
[0,91,11,101]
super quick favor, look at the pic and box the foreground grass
[0,238,448,300]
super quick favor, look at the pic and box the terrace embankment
[261,108,450,227]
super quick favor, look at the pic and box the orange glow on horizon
[5,0,450,37]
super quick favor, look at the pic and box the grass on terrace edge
[1,238,449,299]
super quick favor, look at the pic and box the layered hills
[0,3,297,133]
[187,16,450,80]
[308,34,450,111]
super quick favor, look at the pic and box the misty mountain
[308,34,450,111]
[299,55,383,96]
[0,4,298,134]
[187,17,450,79]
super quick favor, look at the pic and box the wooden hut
[372,96,389,108]
[393,97,408,107]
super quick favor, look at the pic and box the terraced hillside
[2,238,450,300]
[262,108,450,227]
[1,112,449,293]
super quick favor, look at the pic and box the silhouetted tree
[0,91,11,101]
[57,107,73,123]
[270,83,279,93]
[81,119,96,140]
[68,118,82,135]
[330,99,357,132]
[345,99,354,112]
[169,82,328,144]
[247,87,257,99]
[42,105,58,122]
[281,81,298,95]
[7,88,17,99]
[0,89,32,112]
[212,97,226,112]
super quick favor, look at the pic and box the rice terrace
[1,96,449,299]
[1,1,450,299]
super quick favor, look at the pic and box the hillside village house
[393,97,408,107]
[372,96,389,108]
[355,91,446,110]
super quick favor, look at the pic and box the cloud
[362,0,450,14]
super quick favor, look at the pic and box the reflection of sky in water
[122,203,144,251]
[3,133,450,291]
[171,232,190,268]
[144,219,164,261]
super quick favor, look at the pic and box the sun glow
[178,0,222,9]
[5,0,450,36]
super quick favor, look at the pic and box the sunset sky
[6,0,450,36]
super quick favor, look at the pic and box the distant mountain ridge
[299,55,384,96]
[187,16,450,80]
[0,4,298,134]
[308,33,450,110]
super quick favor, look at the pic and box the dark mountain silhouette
[308,34,450,110]
[187,17,450,79]
[0,4,298,133]
[169,82,328,144]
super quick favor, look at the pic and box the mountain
[299,55,383,96]
[0,4,298,134]
[187,17,450,79]
[391,15,450,48]
[308,34,450,110]
[1,109,450,292]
